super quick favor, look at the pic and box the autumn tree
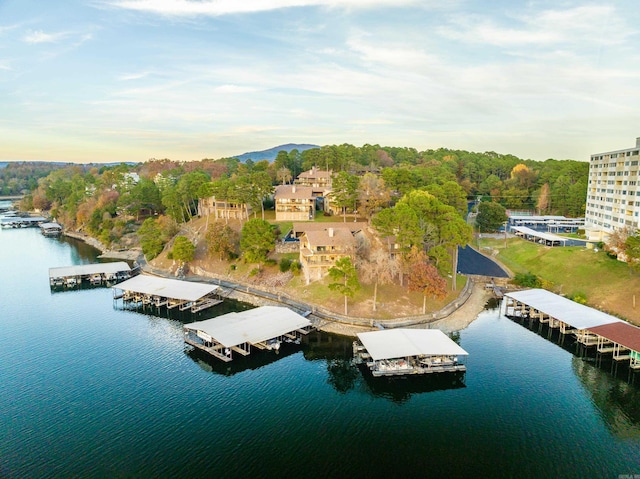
[359,247,398,312]
[328,256,361,315]
[358,173,390,222]
[406,248,447,314]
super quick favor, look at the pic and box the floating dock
[49,262,132,288]
[113,274,222,313]
[504,288,640,370]
[183,306,314,362]
[353,329,468,377]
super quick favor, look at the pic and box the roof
[293,222,365,235]
[274,184,314,200]
[357,329,468,361]
[49,262,131,278]
[303,227,356,248]
[113,274,218,301]
[511,226,568,244]
[183,306,312,347]
[505,289,623,330]
[588,322,640,353]
[40,222,62,229]
[297,167,332,179]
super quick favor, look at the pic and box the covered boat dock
[504,289,640,373]
[511,226,568,246]
[1,216,47,228]
[113,274,222,312]
[504,289,623,344]
[49,262,132,287]
[353,329,468,377]
[183,306,314,362]
[39,222,63,236]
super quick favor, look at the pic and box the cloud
[23,30,68,44]
[105,0,421,16]
[438,5,631,48]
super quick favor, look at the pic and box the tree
[240,218,277,267]
[138,218,164,260]
[172,236,195,264]
[406,248,447,314]
[537,183,550,215]
[206,224,238,260]
[625,233,640,272]
[358,173,390,222]
[475,201,508,232]
[359,247,398,312]
[328,257,361,315]
[331,171,359,222]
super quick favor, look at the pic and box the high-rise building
[585,137,640,241]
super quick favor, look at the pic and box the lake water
[1,220,640,478]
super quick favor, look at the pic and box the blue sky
[1,0,639,163]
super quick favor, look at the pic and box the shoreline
[63,230,493,337]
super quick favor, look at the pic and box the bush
[290,260,301,275]
[570,292,588,304]
[249,267,260,277]
[279,258,292,272]
[513,272,541,288]
[264,258,277,266]
[167,251,174,260]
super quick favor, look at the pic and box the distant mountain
[233,143,319,163]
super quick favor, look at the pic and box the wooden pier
[183,306,314,362]
[353,329,468,377]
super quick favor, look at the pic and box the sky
[1,0,639,164]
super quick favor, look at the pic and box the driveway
[457,245,509,278]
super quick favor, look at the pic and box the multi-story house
[295,166,332,196]
[274,185,315,221]
[299,226,356,284]
[585,137,640,242]
[198,197,251,221]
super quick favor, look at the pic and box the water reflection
[359,371,466,403]
[507,307,640,439]
[185,342,302,376]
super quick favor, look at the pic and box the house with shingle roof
[299,226,356,284]
[274,185,315,221]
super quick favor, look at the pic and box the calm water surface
[1,223,640,478]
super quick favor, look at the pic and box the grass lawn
[479,236,640,322]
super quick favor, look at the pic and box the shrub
[290,260,301,275]
[279,258,292,272]
[570,292,588,304]
[249,267,260,277]
[513,272,541,288]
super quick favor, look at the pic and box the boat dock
[112,274,222,313]
[1,216,47,228]
[49,262,132,288]
[39,222,63,236]
[353,329,468,377]
[183,306,314,362]
[504,289,640,370]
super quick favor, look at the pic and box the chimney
[292,185,296,193]
[328,228,334,237]
[636,137,640,148]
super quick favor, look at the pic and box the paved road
[457,245,509,278]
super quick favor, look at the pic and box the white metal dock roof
[183,306,312,347]
[357,329,468,361]
[114,274,218,301]
[505,289,623,330]
[49,262,131,278]
[511,226,567,244]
